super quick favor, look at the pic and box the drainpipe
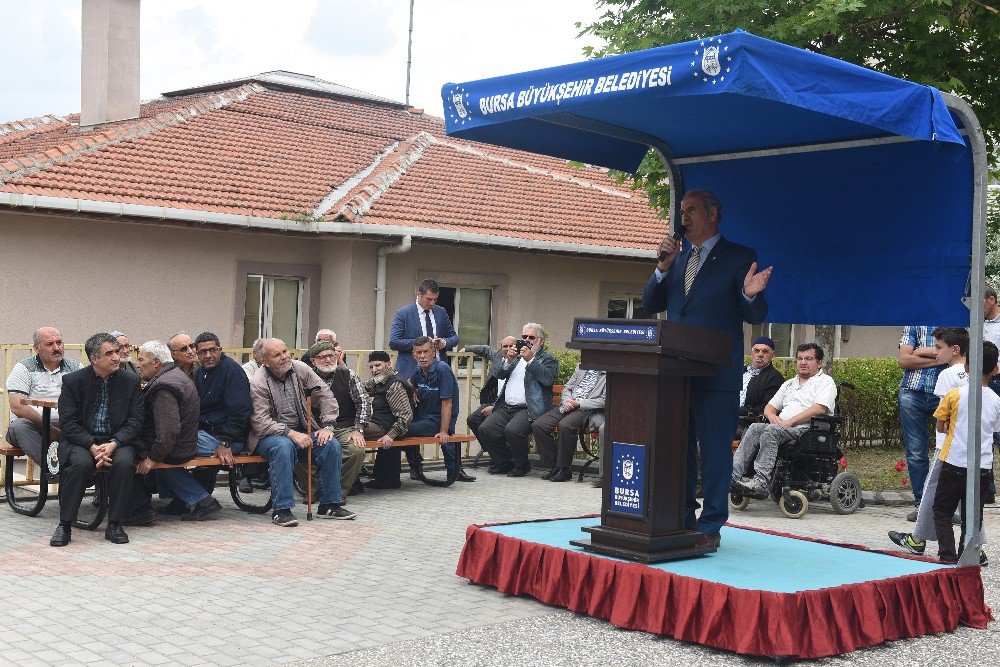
[833,325,843,360]
[374,235,412,348]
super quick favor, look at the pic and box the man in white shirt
[732,343,837,496]
[5,327,82,466]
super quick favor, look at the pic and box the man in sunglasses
[168,332,199,377]
[478,323,559,477]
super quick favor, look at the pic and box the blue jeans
[257,433,342,511]
[899,388,939,504]
[408,415,458,473]
[156,468,209,508]
[197,431,247,456]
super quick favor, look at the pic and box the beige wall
[0,209,904,359]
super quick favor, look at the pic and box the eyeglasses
[522,335,539,341]
[173,343,196,352]
[314,353,338,362]
[196,347,221,357]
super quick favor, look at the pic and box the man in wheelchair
[732,343,837,498]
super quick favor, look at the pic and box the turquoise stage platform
[457,516,992,658]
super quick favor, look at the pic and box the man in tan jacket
[249,338,355,526]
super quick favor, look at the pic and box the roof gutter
[0,191,655,260]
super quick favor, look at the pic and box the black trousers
[478,404,531,466]
[932,461,989,561]
[58,443,136,524]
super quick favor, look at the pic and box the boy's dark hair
[986,286,997,302]
[984,341,999,379]
[796,342,824,361]
[932,327,969,357]
[194,331,221,347]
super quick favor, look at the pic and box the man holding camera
[478,323,559,477]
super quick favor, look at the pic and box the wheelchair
[729,382,862,519]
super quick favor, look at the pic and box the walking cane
[306,387,314,521]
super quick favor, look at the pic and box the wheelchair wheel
[229,464,272,514]
[779,490,809,519]
[829,472,862,515]
[729,488,749,511]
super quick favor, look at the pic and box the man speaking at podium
[642,190,772,548]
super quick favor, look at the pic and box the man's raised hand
[744,262,773,298]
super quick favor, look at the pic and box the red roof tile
[0,80,664,252]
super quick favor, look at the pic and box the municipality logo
[447,85,471,126]
[691,36,731,84]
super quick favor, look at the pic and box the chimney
[80,0,140,127]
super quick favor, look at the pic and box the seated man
[248,338,354,526]
[303,340,370,499]
[134,341,221,521]
[479,323,559,477]
[110,331,139,375]
[531,364,606,482]
[369,337,465,487]
[6,326,81,467]
[732,343,837,497]
[299,328,336,367]
[242,337,266,380]
[462,336,516,441]
[186,331,253,497]
[50,333,143,547]
[741,336,785,417]
[362,351,414,490]
[168,332,199,377]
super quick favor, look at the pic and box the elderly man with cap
[300,340,370,499]
[741,336,785,419]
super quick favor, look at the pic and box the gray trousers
[5,417,58,466]
[479,404,531,466]
[732,422,808,486]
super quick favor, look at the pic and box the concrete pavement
[0,469,995,666]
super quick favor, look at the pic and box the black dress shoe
[506,463,531,478]
[550,467,573,482]
[50,524,72,547]
[122,506,156,526]
[348,479,365,496]
[541,467,559,481]
[488,461,516,475]
[104,524,129,544]
[156,498,188,516]
[455,470,477,482]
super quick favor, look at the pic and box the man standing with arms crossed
[642,189,771,548]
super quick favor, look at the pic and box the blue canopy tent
[442,29,989,566]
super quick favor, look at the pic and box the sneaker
[981,550,989,567]
[181,496,222,522]
[271,508,298,527]
[952,512,962,525]
[888,531,925,555]
[156,498,188,516]
[737,477,768,498]
[906,509,918,522]
[317,503,356,520]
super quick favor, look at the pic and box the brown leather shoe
[694,532,721,549]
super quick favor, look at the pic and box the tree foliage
[579,0,1000,215]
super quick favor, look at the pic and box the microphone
[657,224,687,262]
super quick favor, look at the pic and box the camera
[514,338,530,353]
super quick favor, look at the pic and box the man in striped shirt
[898,325,945,520]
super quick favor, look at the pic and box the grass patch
[845,445,998,492]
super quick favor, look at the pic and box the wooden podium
[567,318,732,563]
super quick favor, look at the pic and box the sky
[0,0,605,122]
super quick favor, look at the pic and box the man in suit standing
[389,279,459,380]
[642,189,772,548]
[50,333,144,547]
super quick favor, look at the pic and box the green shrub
[548,348,582,385]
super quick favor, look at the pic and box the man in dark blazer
[642,189,772,547]
[389,279,458,380]
[50,333,144,547]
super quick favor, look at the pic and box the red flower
[839,456,848,469]
[895,460,906,472]
[901,477,908,486]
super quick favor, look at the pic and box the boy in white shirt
[889,328,988,563]
[931,340,1000,564]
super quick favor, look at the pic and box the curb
[862,489,915,507]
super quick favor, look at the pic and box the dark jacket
[138,363,200,463]
[642,236,768,391]
[389,302,459,378]
[494,349,559,421]
[57,366,144,452]
[742,363,785,415]
[192,353,252,443]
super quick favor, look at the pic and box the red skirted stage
[456,516,993,658]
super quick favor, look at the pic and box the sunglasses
[522,335,538,341]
